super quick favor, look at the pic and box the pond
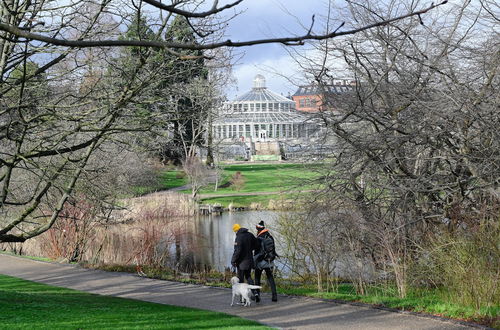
[190,211,282,272]
[188,210,374,280]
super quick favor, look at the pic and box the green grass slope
[0,274,269,329]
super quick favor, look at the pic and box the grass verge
[0,274,269,330]
[0,250,54,263]
[278,283,499,328]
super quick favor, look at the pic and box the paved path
[0,254,483,330]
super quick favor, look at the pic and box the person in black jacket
[253,221,278,302]
[231,223,259,298]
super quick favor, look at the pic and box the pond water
[186,210,373,279]
[189,211,281,272]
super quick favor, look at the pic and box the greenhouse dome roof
[233,75,294,103]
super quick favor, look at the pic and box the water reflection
[192,211,280,272]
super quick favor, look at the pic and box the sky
[222,0,329,99]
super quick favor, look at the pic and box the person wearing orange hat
[231,223,259,301]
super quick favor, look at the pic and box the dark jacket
[231,228,258,270]
[253,229,277,269]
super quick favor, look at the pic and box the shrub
[230,171,245,191]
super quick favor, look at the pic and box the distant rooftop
[293,81,355,97]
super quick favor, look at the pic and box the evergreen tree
[122,15,158,63]
[161,16,209,165]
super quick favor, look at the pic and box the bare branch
[0,2,447,50]
[142,0,244,18]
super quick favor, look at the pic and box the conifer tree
[161,16,209,165]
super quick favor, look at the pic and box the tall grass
[2,192,198,270]
[424,221,499,311]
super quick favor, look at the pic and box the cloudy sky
[222,0,328,98]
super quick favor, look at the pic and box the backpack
[261,235,277,261]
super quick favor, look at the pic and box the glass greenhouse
[213,75,316,142]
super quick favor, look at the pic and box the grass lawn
[132,170,188,196]
[0,274,269,330]
[133,163,323,201]
[130,163,323,207]
[201,163,321,194]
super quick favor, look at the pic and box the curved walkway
[0,254,484,330]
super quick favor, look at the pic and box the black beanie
[256,220,265,230]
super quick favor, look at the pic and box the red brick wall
[292,95,323,112]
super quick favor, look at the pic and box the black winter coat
[253,230,276,269]
[231,228,258,270]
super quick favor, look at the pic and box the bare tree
[290,0,499,297]
[182,155,213,199]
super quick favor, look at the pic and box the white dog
[230,276,262,307]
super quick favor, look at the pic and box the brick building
[292,79,356,112]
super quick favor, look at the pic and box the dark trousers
[237,268,255,285]
[237,268,257,298]
[255,267,277,297]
